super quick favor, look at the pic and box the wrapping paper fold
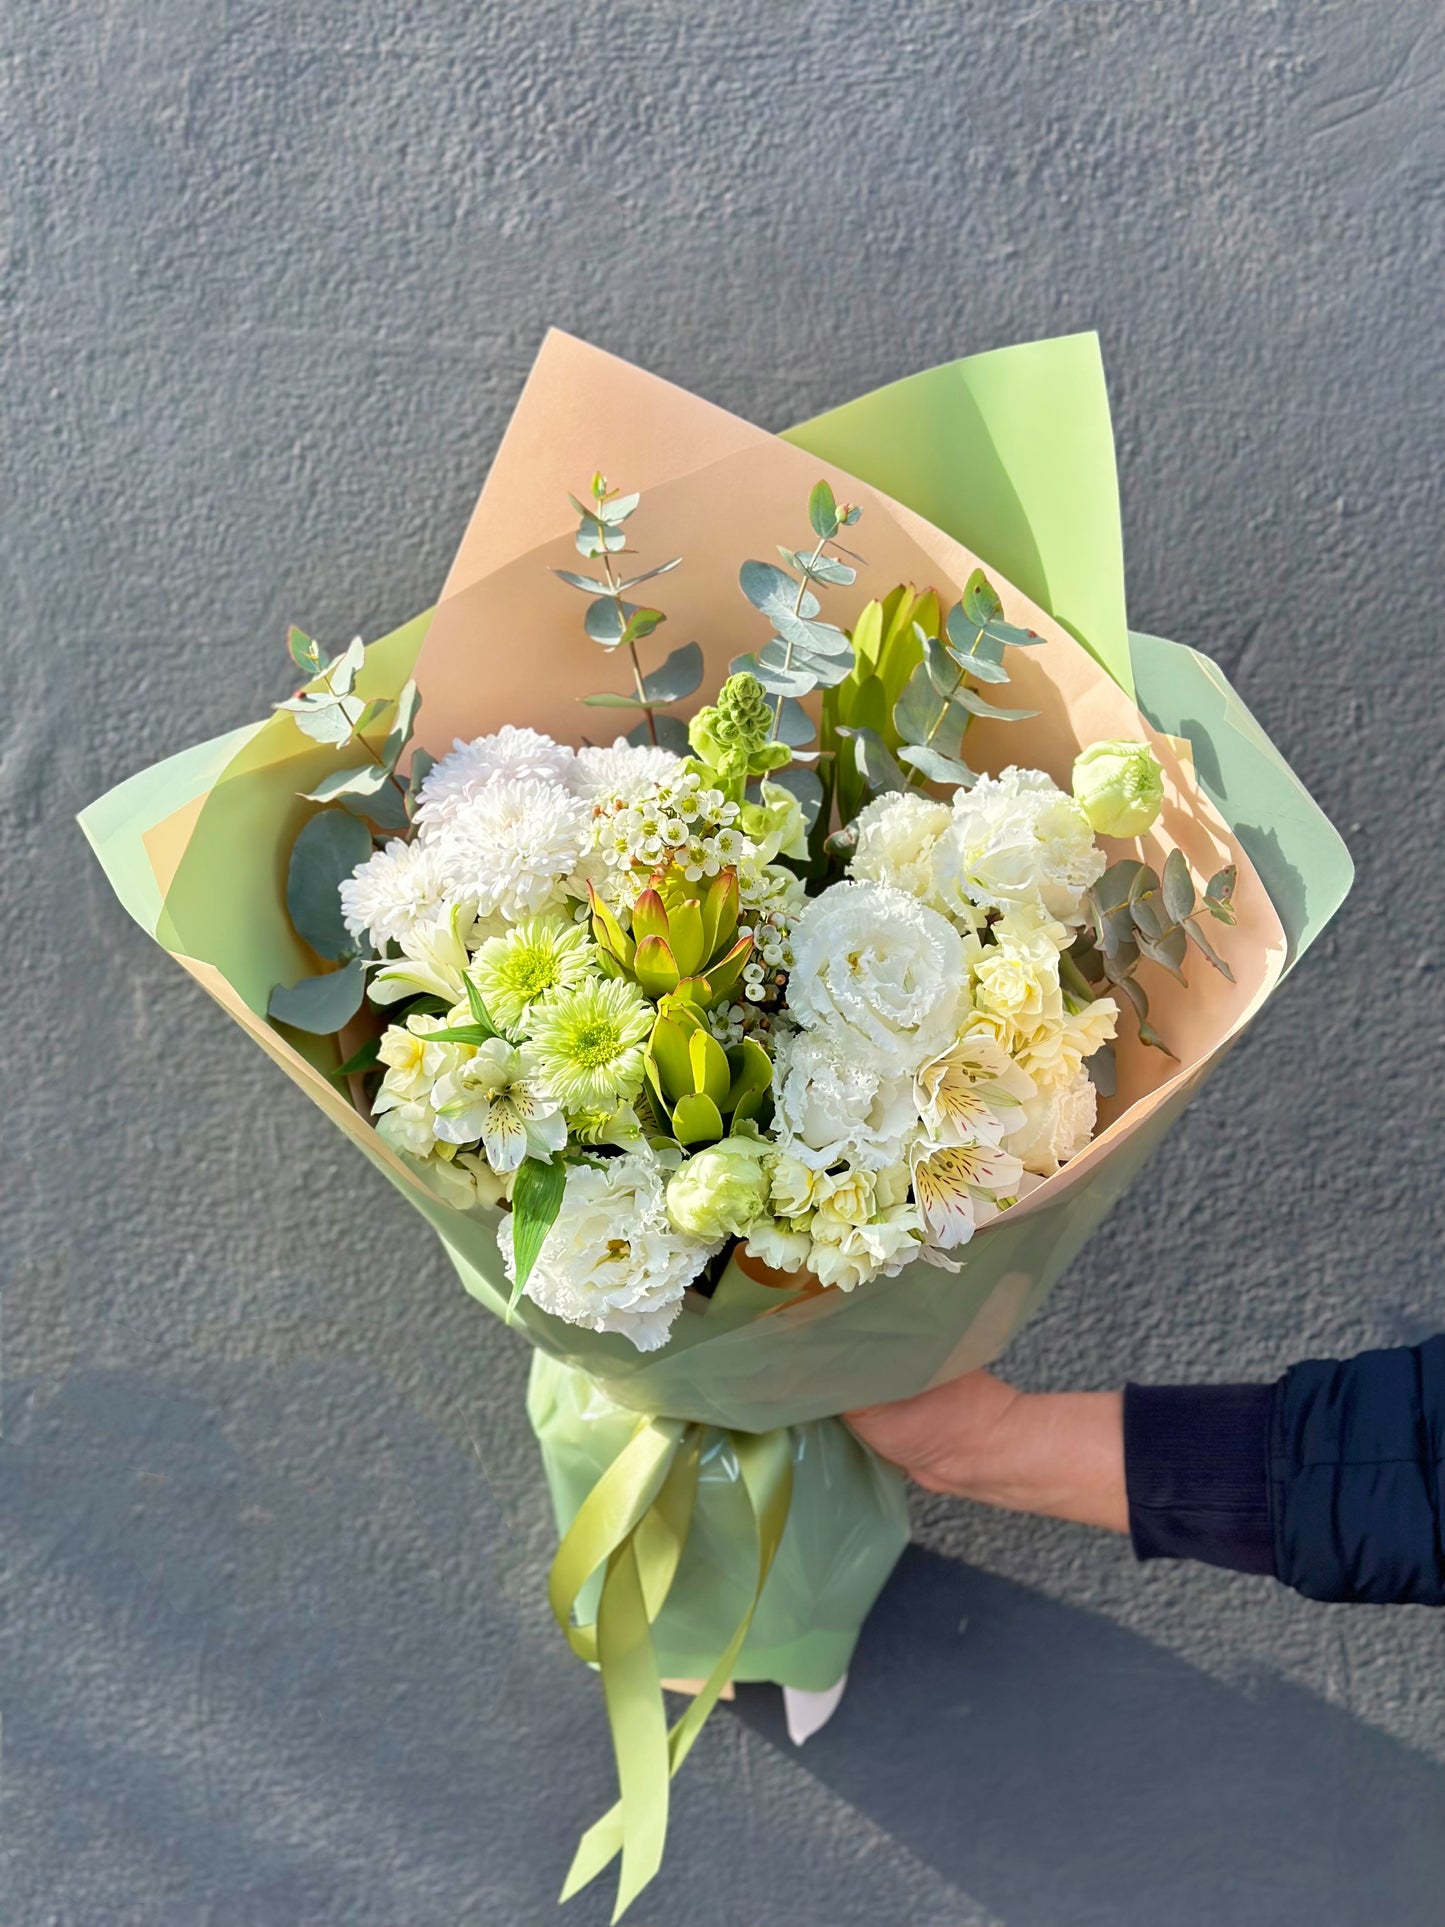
[81,329,1352,1914]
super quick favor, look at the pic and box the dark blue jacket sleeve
[1125,1337,1445,1605]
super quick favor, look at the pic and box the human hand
[847,1371,1129,1534]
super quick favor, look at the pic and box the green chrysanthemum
[471,915,598,1034]
[526,977,653,1113]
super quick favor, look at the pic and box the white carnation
[413,726,576,830]
[786,880,966,1073]
[569,737,687,803]
[848,791,953,907]
[338,837,453,950]
[773,1027,918,1171]
[933,767,1106,926]
[499,1150,716,1353]
[1010,1068,1099,1176]
[430,778,590,923]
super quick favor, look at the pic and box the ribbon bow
[547,1414,795,1920]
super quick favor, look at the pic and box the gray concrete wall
[5,3,1443,1922]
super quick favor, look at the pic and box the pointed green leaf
[508,1156,567,1310]
[1186,917,1235,980]
[381,680,422,770]
[808,478,839,539]
[1162,848,1196,924]
[897,743,976,786]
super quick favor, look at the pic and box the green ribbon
[548,1413,795,1920]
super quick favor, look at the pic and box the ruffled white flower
[569,737,686,803]
[787,880,966,1073]
[743,1217,813,1275]
[809,1203,921,1292]
[932,767,1106,926]
[339,836,453,950]
[773,1027,918,1171]
[416,1150,512,1211]
[970,904,1067,1044]
[1013,996,1118,1093]
[413,726,576,830]
[429,1037,567,1170]
[848,790,953,908]
[1011,1068,1099,1176]
[910,1137,1025,1250]
[500,1150,715,1352]
[431,778,590,923]
[914,1033,1036,1149]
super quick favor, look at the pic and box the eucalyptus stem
[772,529,835,736]
[601,543,658,746]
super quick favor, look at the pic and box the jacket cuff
[1124,1381,1276,1575]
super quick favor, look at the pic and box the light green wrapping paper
[80,334,1352,1908]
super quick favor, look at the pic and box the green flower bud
[688,673,790,801]
[664,1134,771,1241]
[1072,739,1165,838]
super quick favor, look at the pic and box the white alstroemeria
[914,1033,1036,1149]
[429,1038,566,1170]
[369,903,473,1008]
[787,880,966,1074]
[910,1138,1025,1251]
[416,1150,512,1211]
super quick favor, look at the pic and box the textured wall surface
[5,3,1444,1922]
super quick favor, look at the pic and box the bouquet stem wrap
[81,331,1352,1920]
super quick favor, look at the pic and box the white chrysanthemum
[569,737,686,803]
[413,726,576,830]
[339,837,454,950]
[773,1027,918,1171]
[932,767,1106,926]
[431,778,590,923]
[1010,1067,1099,1176]
[786,880,966,1073]
[498,1150,716,1353]
[848,791,953,907]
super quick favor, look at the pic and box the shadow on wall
[735,1547,1445,1927]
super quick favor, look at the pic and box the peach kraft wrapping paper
[80,330,1350,1702]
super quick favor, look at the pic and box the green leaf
[784,546,854,587]
[1136,922,1188,981]
[1085,1040,1117,1098]
[1091,859,1146,914]
[839,725,906,795]
[286,808,372,960]
[283,694,365,746]
[923,633,962,698]
[328,636,367,696]
[576,517,625,558]
[898,743,976,786]
[775,695,816,747]
[288,626,323,676]
[740,559,806,621]
[405,748,435,817]
[1204,864,1238,924]
[464,972,502,1038]
[772,762,824,832]
[584,597,637,646]
[423,1022,498,1045]
[303,761,394,806]
[950,686,1037,722]
[615,558,682,592]
[1161,848,1196,924]
[508,1156,567,1311]
[582,691,652,710]
[629,714,691,753]
[893,662,950,746]
[596,491,640,525]
[960,571,1003,628]
[619,606,666,649]
[381,680,421,770]
[672,1091,725,1146]
[808,478,839,539]
[1185,917,1235,980]
[268,957,368,1034]
[553,567,609,594]
[641,641,703,704]
[331,1034,382,1083]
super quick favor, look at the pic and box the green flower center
[570,1015,624,1069]
[506,942,561,1000]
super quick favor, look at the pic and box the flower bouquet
[82,330,1351,1916]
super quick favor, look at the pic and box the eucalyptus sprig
[553,474,696,749]
[734,479,863,726]
[1072,852,1238,1058]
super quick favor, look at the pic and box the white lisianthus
[429,1038,567,1170]
[773,1028,918,1172]
[848,791,953,908]
[1011,1068,1099,1176]
[569,737,687,803]
[910,1137,1025,1250]
[664,1136,771,1241]
[368,902,474,1007]
[787,881,966,1073]
[914,1033,1036,1148]
[1013,996,1118,1092]
[431,778,590,923]
[413,726,577,829]
[500,1150,716,1352]
[932,767,1106,926]
[339,836,453,950]
[1072,739,1165,838]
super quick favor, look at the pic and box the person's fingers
[846,1371,1018,1494]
